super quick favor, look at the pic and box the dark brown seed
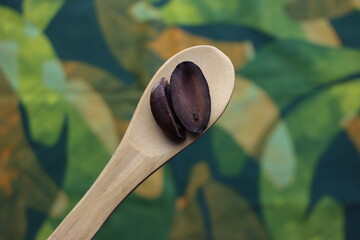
[170,61,211,133]
[150,77,185,141]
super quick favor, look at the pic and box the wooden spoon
[48,45,235,240]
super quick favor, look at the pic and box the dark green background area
[0,0,359,239]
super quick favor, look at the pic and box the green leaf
[0,7,24,39]
[260,80,360,240]
[169,162,269,239]
[286,0,355,20]
[158,0,303,39]
[216,77,280,157]
[239,40,360,110]
[305,197,344,240]
[35,220,53,240]
[64,61,134,153]
[169,195,207,240]
[66,79,120,154]
[0,7,24,89]
[169,162,209,239]
[95,0,164,85]
[63,62,142,121]
[0,6,67,145]
[23,0,65,31]
[0,70,59,240]
[62,106,110,200]
[130,1,161,22]
[261,120,296,190]
[204,181,269,240]
[0,41,19,89]
[211,125,247,177]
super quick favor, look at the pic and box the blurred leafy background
[0,0,360,239]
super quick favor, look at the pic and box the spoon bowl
[129,45,234,155]
[49,45,235,240]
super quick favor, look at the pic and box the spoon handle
[48,143,152,240]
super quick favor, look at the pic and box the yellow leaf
[344,115,360,153]
[301,19,341,47]
[135,167,164,199]
[286,0,355,20]
[148,27,254,70]
[65,79,119,153]
[204,181,269,240]
[217,76,279,157]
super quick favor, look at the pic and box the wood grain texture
[48,45,235,239]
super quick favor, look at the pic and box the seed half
[170,61,211,133]
[150,77,185,141]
